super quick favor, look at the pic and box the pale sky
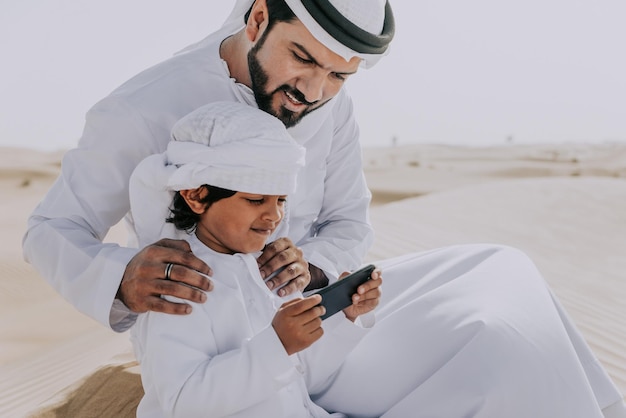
[1,0,625,151]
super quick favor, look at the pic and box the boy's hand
[342,268,383,322]
[272,295,325,355]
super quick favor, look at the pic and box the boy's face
[248,18,361,128]
[195,192,286,254]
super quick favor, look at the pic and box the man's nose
[297,72,325,104]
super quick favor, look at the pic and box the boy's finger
[278,297,304,310]
[357,276,383,295]
[282,294,322,315]
[299,304,326,322]
[302,315,324,334]
[354,285,382,302]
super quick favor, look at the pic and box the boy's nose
[264,205,283,222]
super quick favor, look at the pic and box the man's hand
[342,268,382,322]
[118,238,213,314]
[257,238,311,296]
[272,295,325,355]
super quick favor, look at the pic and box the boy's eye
[246,198,264,205]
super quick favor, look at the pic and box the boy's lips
[251,227,274,236]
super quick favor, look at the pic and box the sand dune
[0,143,624,417]
[363,143,626,203]
[0,152,131,417]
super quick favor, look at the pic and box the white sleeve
[22,96,162,330]
[138,303,300,417]
[298,312,373,395]
[297,93,374,280]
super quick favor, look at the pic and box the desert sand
[1,143,624,417]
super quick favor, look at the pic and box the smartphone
[308,264,376,320]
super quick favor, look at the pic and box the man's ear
[245,0,269,43]
[179,187,209,215]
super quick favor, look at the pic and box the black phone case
[314,264,375,320]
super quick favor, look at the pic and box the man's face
[247,19,361,128]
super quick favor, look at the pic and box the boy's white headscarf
[166,102,305,195]
[129,102,306,247]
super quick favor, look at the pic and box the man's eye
[293,52,313,64]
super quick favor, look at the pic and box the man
[24,0,625,416]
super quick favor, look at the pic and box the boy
[129,102,382,417]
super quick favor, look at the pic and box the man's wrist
[305,264,329,291]
[109,299,138,332]
[115,283,126,305]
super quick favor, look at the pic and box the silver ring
[164,263,174,281]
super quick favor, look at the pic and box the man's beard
[247,42,325,128]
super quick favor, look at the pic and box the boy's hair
[244,0,297,32]
[166,185,236,233]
